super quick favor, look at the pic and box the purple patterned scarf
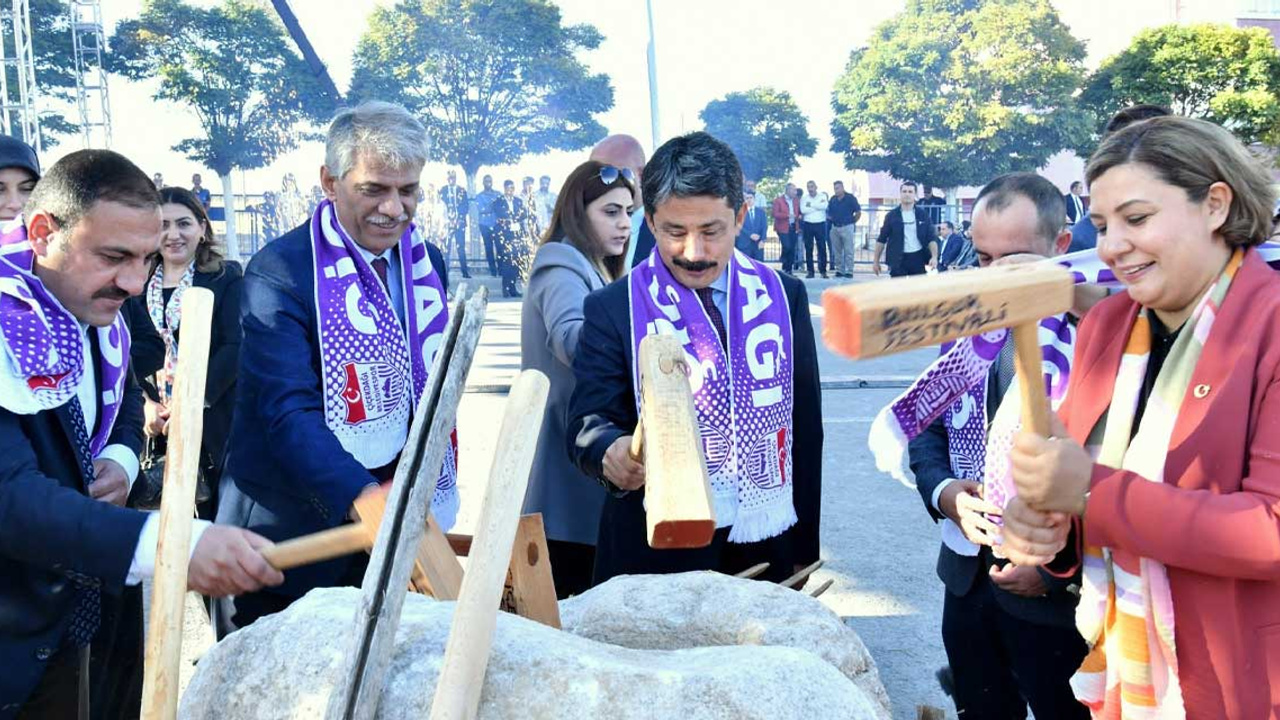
[0,217,130,455]
[309,200,458,530]
[628,249,796,543]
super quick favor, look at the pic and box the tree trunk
[218,172,240,261]
[464,168,479,266]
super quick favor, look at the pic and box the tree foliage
[6,0,78,147]
[830,0,1090,188]
[1078,23,1280,152]
[349,0,613,180]
[109,0,338,176]
[700,87,817,183]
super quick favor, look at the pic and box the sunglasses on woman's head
[599,166,636,186]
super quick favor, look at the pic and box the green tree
[1078,23,1280,152]
[830,0,1090,190]
[109,0,337,250]
[699,87,817,183]
[3,0,78,148]
[349,0,613,197]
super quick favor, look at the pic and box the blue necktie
[64,395,102,647]
[695,287,727,350]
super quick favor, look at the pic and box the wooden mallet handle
[141,288,214,720]
[260,525,371,570]
[629,417,644,461]
[1011,322,1051,436]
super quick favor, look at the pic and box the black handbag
[135,434,211,510]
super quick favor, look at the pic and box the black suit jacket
[126,262,244,474]
[1064,193,1084,224]
[907,366,1079,627]
[218,224,447,600]
[876,206,938,272]
[628,222,658,269]
[0,337,148,712]
[566,268,823,565]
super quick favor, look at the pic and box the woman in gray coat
[521,161,635,597]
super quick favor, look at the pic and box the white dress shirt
[800,192,829,224]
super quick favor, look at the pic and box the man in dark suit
[439,170,471,279]
[936,221,976,272]
[492,179,527,298]
[0,150,280,718]
[568,131,822,588]
[908,173,1085,720]
[218,102,450,630]
[1063,181,1085,225]
[873,180,938,277]
[733,189,767,260]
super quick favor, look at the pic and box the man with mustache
[217,102,453,630]
[0,149,282,717]
[567,131,824,586]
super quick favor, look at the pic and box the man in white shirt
[799,180,830,278]
[535,174,558,232]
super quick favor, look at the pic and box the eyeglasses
[599,165,636,186]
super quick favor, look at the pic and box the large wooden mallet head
[630,334,717,549]
[822,264,1073,434]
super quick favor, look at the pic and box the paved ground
[173,270,957,718]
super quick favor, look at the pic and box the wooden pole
[140,288,214,720]
[430,370,550,720]
[260,525,371,570]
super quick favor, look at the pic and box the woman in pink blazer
[1001,116,1280,718]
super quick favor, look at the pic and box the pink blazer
[1064,249,1280,718]
[772,195,798,235]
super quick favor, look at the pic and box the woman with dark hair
[1001,116,1280,717]
[0,134,39,222]
[128,186,243,521]
[520,160,634,597]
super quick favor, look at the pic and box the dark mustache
[672,257,717,273]
[93,287,130,301]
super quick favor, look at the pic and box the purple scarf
[309,200,458,530]
[0,217,130,455]
[628,249,796,543]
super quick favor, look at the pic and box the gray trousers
[830,223,856,275]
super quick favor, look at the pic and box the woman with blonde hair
[520,160,634,597]
[1001,116,1280,717]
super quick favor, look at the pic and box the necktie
[64,396,101,647]
[371,256,391,293]
[695,287,727,350]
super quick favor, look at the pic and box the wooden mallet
[821,264,1074,435]
[259,490,464,598]
[140,287,214,720]
[628,334,716,549]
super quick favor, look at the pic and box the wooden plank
[140,288,214,720]
[820,263,1073,359]
[733,562,770,580]
[430,370,550,720]
[636,334,716,549]
[781,559,824,589]
[326,287,487,720]
[445,533,472,557]
[412,513,464,598]
[499,513,560,628]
